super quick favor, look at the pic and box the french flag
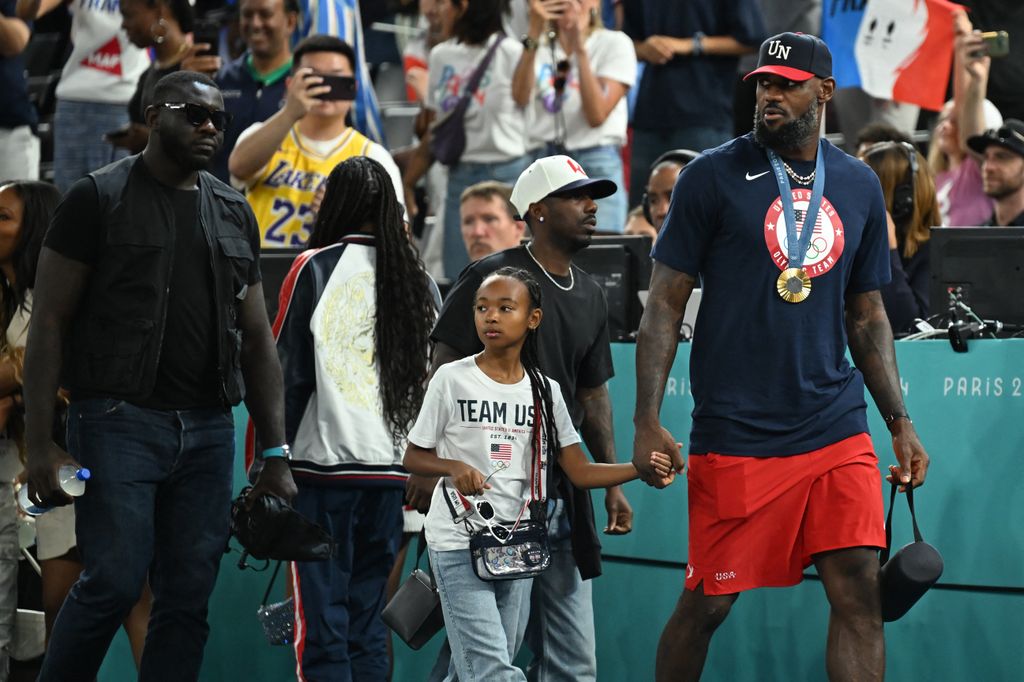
[825,0,963,112]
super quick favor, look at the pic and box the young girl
[404,267,674,681]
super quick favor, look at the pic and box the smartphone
[193,22,220,55]
[981,30,1010,58]
[308,73,357,101]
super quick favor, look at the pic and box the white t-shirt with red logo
[56,0,151,105]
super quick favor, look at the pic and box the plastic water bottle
[18,465,91,516]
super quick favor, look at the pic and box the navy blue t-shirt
[652,134,891,457]
[0,0,37,131]
[623,0,765,131]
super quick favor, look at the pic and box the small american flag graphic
[490,443,513,463]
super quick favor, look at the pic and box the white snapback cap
[510,155,617,219]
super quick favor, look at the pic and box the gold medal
[776,267,811,303]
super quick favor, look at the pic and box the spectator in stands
[642,149,698,234]
[0,180,62,680]
[113,0,219,154]
[210,0,299,182]
[403,0,530,281]
[622,0,764,206]
[861,141,941,335]
[623,205,657,240]
[854,122,913,158]
[967,119,1024,226]
[230,35,403,247]
[18,0,151,191]
[0,179,153,670]
[460,180,524,262]
[929,11,1003,226]
[403,0,447,103]
[274,156,436,681]
[0,0,38,181]
[513,0,637,233]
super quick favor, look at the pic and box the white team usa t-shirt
[408,355,579,551]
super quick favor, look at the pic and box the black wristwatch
[521,34,539,51]
[884,413,912,429]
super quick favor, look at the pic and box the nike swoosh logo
[746,171,770,181]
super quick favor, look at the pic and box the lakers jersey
[246,126,375,247]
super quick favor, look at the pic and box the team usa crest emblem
[763,189,846,278]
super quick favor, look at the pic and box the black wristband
[884,413,912,427]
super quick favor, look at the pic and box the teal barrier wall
[96,340,1024,680]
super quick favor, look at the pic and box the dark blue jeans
[39,399,235,682]
[292,484,403,682]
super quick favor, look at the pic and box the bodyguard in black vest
[23,71,296,681]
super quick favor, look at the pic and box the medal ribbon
[767,139,827,270]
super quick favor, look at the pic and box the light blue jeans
[53,98,131,192]
[523,500,596,682]
[429,547,533,682]
[533,144,627,234]
[442,155,530,281]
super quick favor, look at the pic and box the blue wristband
[262,445,291,459]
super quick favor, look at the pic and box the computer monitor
[571,235,654,341]
[929,227,1024,325]
[259,248,304,322]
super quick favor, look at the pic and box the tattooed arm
[632,262,693,487]
[578,383,633,534]
[845,289,930,490]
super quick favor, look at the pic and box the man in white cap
[409,155,633,681]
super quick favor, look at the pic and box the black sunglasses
[161,102,232,131]
[988,126,1024,145]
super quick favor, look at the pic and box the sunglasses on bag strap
[160,102,233,132]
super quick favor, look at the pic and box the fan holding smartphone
[113,0,222,154]
[228,35,404,247]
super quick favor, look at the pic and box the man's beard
[753,98,819,151]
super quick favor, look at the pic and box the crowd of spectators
[0,0,1022,678]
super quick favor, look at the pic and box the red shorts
[684,432,886,596]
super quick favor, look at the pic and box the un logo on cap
[767,40,791,60]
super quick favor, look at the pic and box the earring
[538,216,545,223]
[150,17,168,45]
[589,7,598,22]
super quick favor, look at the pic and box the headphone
[642,149,701,225]
[890,141,918,225]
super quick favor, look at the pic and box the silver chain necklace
[783,161,815,185]
[525,244,574,291]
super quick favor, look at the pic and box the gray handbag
[382,533,445,650]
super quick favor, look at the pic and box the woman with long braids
[273,156,438,680]
[404,266,674,681]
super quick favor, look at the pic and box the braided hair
[307,157,435,440]
[483,267,561,473]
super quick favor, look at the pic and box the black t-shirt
[431,246,614,429]
[983,209,1024,227]
[129,63,180,125]
[623,0,765,130]
[46,166,260,408]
